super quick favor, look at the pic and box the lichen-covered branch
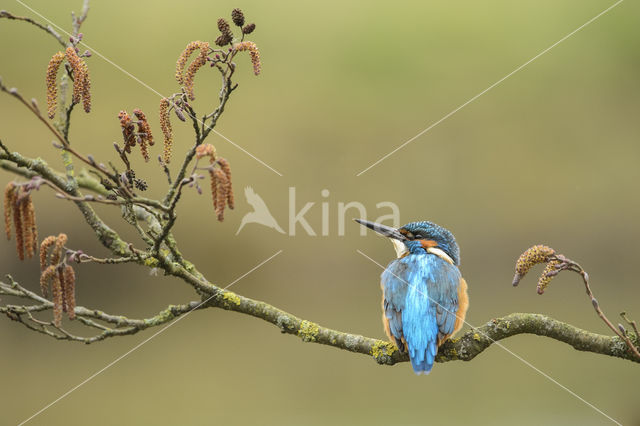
[2,270,638,365]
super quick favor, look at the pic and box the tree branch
[2,272,638,365]
[0,277,202,343]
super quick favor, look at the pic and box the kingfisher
[356,219,469,374]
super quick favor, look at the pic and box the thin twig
[0,10,66,47]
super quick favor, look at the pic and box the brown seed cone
[65,47,86,104]
[159,98,173,164]
[512,244,556,286]
[46,51,65,119]
[175,41,202,84]
[537,260,561,295]
[217,18,232,37]
[40,235,57,271]
[183,42,209,101]
[51,270,63,326]
[50,233,68,266]
[217,158,234,209]
[40,264,57,298]
[215,34,233,47]
[242,23,256,35]
[233,41,261,75]
[214,169,228,221]
[63,265,76,319]
[12,197,24,260]
[4,182,16,240]
[231,8,245,26]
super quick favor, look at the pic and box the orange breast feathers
[452,277,469,338]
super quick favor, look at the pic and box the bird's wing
[381,254,461,374]
[244,186,269,211]
[426,256,462,344]
[380,259,410,350]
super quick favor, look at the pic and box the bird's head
[355,219,460,265]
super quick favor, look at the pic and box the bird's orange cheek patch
[420,240,438,250]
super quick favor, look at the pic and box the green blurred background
[1,0,639,424]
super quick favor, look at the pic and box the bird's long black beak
[354,219,406,241]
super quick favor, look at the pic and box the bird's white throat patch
[390,239,408,258]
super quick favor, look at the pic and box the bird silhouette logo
[236,186,285,235]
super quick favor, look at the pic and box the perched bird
[356,219,469,374]
[236,187,285,235]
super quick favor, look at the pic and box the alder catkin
[40,264,56,298]
[4,182,15,240]
[512,245,556,286]
[63,265,76,319]
[46,51,65,119]
[51,271,63,326]
[40,235,57,271]
[214,169,228,221]
[184,42,209,100]
[234,41,261,75]
[65,47,86,104]
[217,158,234,209]
[12,198,24,260]
[176,41,202,85]
[159,98,173,164]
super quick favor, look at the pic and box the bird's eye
[414,234,423,239]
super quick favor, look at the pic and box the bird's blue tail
[402,279,440,375]
[408,341,438,374]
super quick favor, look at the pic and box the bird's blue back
[381,253,462,374]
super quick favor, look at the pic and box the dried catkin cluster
[159,98,173,164]
[118,109,154,162]
[175,40,210,100]
[118,110,136,153]
[234,41,261,75]
[196,144,234,221]
[4,182,38,260]
[40,233,76,326]
[45,48,91,119]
